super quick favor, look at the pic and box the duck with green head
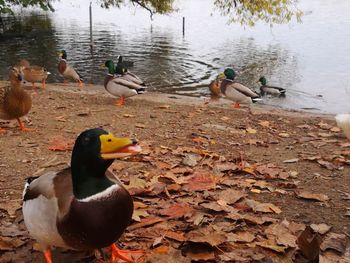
[220,68,260,108]
[115,56,145,86]
[258,76,286,96]
[57,50,83,88]
[101,60,146,107]
[22,128,144,263]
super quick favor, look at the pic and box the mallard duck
[220,68,260,108]
[0,67,32,132]
[57,50,83,88]
[19,59,51,90]
[115,56,145,86]
[102,60,146,106]
[22,128,144,263]
[258,76,286,96]
[335,114,350,147]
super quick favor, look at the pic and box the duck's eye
[82,136,90,145]
[107,139,112,142]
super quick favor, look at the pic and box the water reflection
[0,0,349,113]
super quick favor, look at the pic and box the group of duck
[0,51,147,132]
[1,53,350,263]
[209,68,286,108]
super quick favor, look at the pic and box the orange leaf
[159,202,193,219]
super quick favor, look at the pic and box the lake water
[0,0,349,114]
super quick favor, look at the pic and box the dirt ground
[0,82,349,262]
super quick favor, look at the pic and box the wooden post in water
[89,2,93,49]
[182,17,185,36]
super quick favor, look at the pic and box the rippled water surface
[0,0,349,113]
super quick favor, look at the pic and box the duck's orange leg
[110,243,144,263]
[77,79,83,88]
[232,102,240,109]
[115,97,125,107]
[43,249,53,263]
[17,118,32,132]
[41,80,46,90]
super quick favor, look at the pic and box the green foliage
[0,0,54,15]
[0,0,302,25]
[214,0,303,26]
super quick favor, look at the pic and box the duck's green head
[224,68,236,80]
[258,76,267,85]
[58,50,67,59]
[71,128,141,198]
[102,60,115,74]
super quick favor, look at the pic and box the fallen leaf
[200,202,232,213]
[186,227,226,247]
[297,226,322,262]
[330,126,341,132]
[217,189,247,205]
[0,224,26,237]
[265,221,297,248]
[164,231,187,242]
[310,223,332,235]
[48,136,74,151]
[135,123,146,129]
[142,245,190,263]
[182,153,201,167]
[245,199,282,214]
[320,232,347,254]
[279,133,290,138]
[227,231,256,243]
[158,105,170,109]
[219,249,266,262]
[259,120,271,128]
[132,209,149,222]
[246,128,257,134]
[123,114,135,118]
[159,202,193,219]
[317,160,338,170]
[256,239,286,253]
[185,250,215,261]
[0,236,25,251]
[128,217,163,231]
[283,158,299,163]
[183,171,217,192]
[0,200,21,218]
[296,191,329,202]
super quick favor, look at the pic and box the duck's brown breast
[57,186,133,250]
[2,88,32,120]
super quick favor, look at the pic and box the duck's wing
[231,82,259,97]
[22,168,73,248]
[124,72,144,85]
[111,76,145,90]
[23,167,73,218]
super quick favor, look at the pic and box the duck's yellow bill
[100,134,141,159]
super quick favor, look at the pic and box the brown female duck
[0,67,32,132]
[19,59,50,90]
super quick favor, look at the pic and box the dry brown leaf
[219,249,266,262]
[265,221,297,248]
[259,120,271,128]
[132,209,149,222]
[0,200,21,218]
[297,226,322,262]
[158,105,170,109]
[135,123,146,129]
[159,202,193,219]
[123,114,135,118]
[320,232,347,254]
[310,223,332,235]
[245,199,282,214]
[183,171,217,192]
[128,217,163,231]
[227,231,256,243]
[164,231,186,242]
[296,191,329,202]
[0,236,25,251]
[330,126,341,132]
[217,189,247,205]
[317,160,338,170]
[200,202,231,213]
[48,136,74,151]
[246,127,257,134]
[256,239,286,253]
[186,227,227,247]
[141,245,190,263]
[185,250,215,261]
[0,225,26,237]
[279,133,290,138]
